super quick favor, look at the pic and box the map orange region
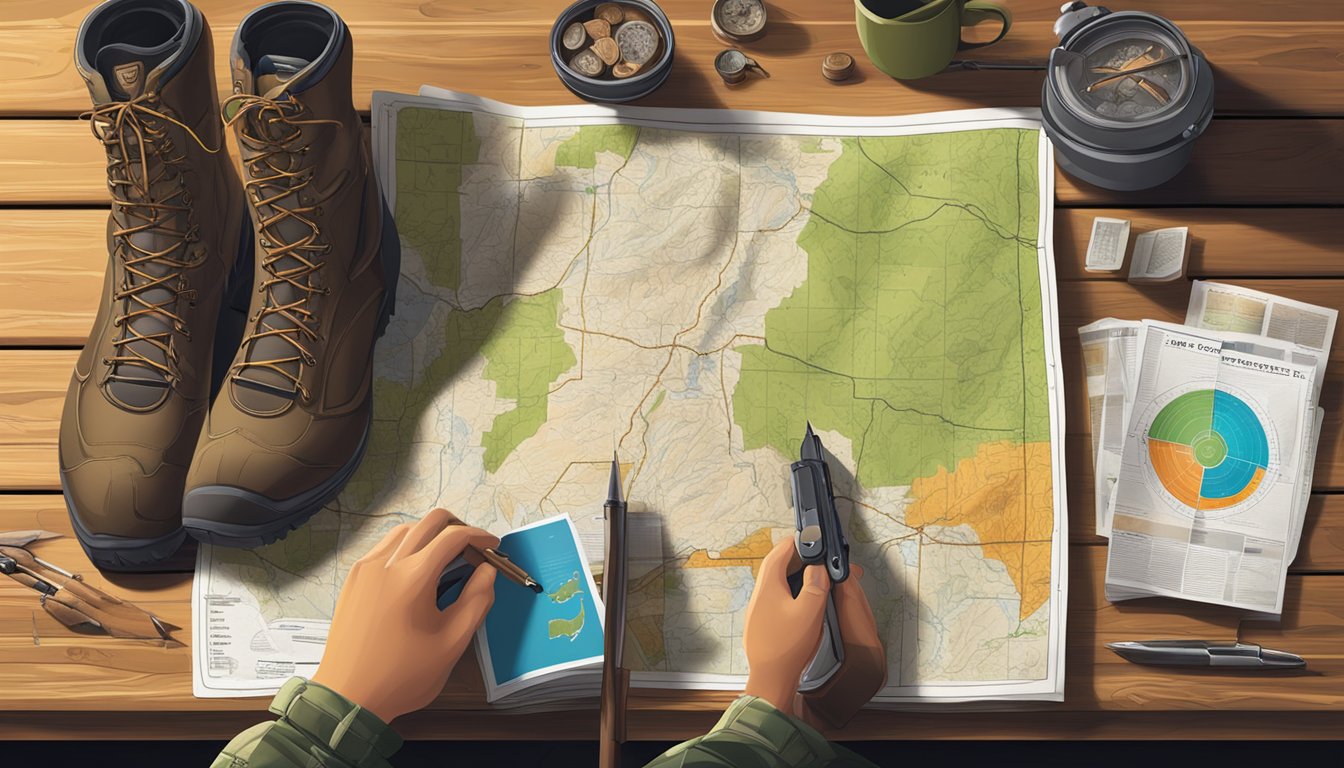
[683,528,777,577]
[1148,439,1204,508]
[905,441,1053,621]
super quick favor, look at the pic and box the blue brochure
[475,515,605,703]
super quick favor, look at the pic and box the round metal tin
[551,0,675,103]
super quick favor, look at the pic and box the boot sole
[61,473,189,572]
[183,197,401,549]
[181,418,368,548]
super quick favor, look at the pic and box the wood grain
[6,207,1343,346]
[0,206,1337,348]
[7,278,1344,489]
[1,1,1342,117]
[1053,208,1344,282]
[2,0,1341,744]
[3,499,1343,735]
[4,117,1343,207]
[5,0,1340,28]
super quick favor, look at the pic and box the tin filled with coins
[551,0,675,103]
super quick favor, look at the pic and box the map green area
[349,288,575,510]
[547,572,583,604]
[547,602,586,641]
[555,125,638,169]
[394,108,479,291]
[733,133,1047,488]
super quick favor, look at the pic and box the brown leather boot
[61,0,251,570]
[182,1,399,548]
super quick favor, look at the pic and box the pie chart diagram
[1146,389,1271,511]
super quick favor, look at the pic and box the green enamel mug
[856,0,1012,80]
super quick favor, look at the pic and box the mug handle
[959,1,1012,50]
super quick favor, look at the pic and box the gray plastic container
[550,0,674,103]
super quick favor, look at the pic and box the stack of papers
[1081,282,1334,615]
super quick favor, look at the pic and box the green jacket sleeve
[642,695,879,768]
[211,677,403,768]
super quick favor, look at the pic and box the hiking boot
[182,1,400,548]
[60,0,252,571]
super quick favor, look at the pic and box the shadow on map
[823,442,921,690]
[332,121,751,571]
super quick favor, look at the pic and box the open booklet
[475,515,605,708]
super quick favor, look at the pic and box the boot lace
[223,93,340,402]
[83,91,219,390]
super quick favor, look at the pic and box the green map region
[548,602,586,641]
[733,132,1047,488]
[394,107,480,291]
[547,571,583,604]
[555,125,638,169]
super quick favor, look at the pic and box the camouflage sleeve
[642,696,879,768]
[211,677,403,768]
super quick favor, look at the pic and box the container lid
[711,0,767,43]
[1050,12,1193,128]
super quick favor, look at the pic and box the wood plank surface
[7,207,1342,346]
[8,279,1344,483]
[4,117,1343,207]
[1,0,1340,745]
[3,496,1342,738]
[1,1,1341,116]
[8,0,1342,28]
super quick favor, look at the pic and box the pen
[468,545,542,594]
[1107,640,1305,669]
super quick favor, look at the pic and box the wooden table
[2,0,1342,743]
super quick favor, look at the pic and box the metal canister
[550,0,675,103]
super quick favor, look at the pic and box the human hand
[742,537,830,714]
[793,563,886,729]
[311,509,499,723]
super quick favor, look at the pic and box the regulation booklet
[1103,321,1317,614]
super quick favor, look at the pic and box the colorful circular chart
[1146,388,1270,511]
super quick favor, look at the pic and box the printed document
[1103,322,1316,614]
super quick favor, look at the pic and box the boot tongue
[255,54,311,98]
[94,37,180,100]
